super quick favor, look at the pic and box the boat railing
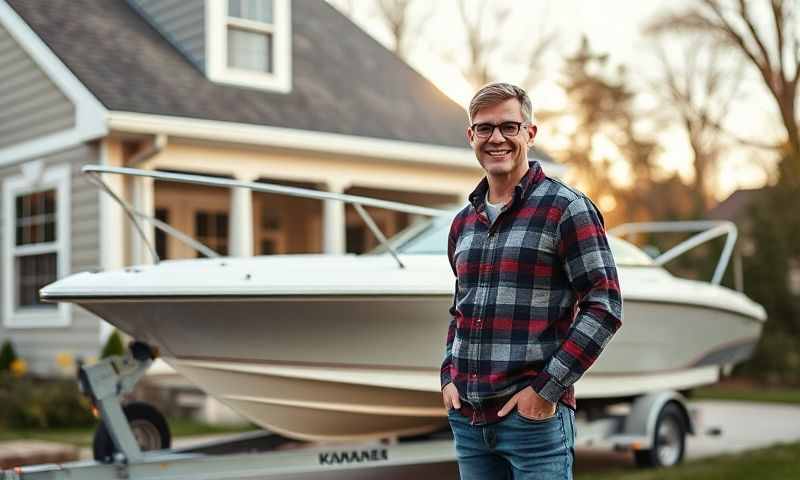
[82,165,450,269]
[609,220,742,290]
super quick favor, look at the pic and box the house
[0,0,559,375]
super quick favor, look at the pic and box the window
[195,211,229,257]
[227,0,274,73]
[2,163,70,327]
[207,0,292,92]
[257,204,284,255]
[15,190,58,308]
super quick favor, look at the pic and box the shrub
[0,340,18,372]
[0,374,96,429]
[100,330,125,359]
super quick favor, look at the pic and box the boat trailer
[1,341,720,479]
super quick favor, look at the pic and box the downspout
[128,134,167,166]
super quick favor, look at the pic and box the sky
[328,0,784,203]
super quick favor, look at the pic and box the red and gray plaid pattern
[441,161,622,424]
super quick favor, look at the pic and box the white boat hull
[76,290,762,441]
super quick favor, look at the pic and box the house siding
[0,144,102,375]
[128,0,206,70]
[0,22,75,149]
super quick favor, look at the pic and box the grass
[690,382,800,405]
[0,417,257,448]
[575,441,800,480]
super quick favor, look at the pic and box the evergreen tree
[0,340,18,372]
[100,330,125,359]
[738,155,800,385]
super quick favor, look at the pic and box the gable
[0,22,75,149]
[0,0,107,167]
[6,0,470,149]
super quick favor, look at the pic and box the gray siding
[129,0,206,70]
[0,23,75,149]
[0,145,102,376]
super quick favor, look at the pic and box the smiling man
[441,83,623,479]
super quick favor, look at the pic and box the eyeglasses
[470,121,529,139]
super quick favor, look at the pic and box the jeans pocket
[514,404,560,424]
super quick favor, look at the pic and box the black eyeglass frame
[469,121,531,139]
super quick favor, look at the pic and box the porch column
[323,180,349,254]
[131,174,155,265]
[229,174,256,257]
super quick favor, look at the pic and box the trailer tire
[634,402,686,468]
[93,402,171,462]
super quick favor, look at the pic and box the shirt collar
[469,160,546,211]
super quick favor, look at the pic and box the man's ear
[466,126,475,145]
[527,124,538,146]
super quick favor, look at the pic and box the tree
[649,0,800,184]
[736,156,800,385]
[326,0,424,61]
[375,0,415,59]
[453,0,556,90]
[646,38,743,214]
[100,330,125,359]
[559,38,628,216]
[0,340,18,372]
[455,0,512,87]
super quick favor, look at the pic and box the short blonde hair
[468,82,533,124]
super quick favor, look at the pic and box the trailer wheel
[634,402,686,468]
[93,402,171,462]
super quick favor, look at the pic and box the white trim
[107,112,565,174]
[97,140,121,342]
[108,111,480,169]
[2,162,71,328]
[206,0,292,93]
[0,0,108,168]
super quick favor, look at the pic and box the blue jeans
[448,403,576,480]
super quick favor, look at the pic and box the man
[441,82,623,479]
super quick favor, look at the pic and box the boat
[40,166,767,442]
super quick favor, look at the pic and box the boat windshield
[376,215,655,266]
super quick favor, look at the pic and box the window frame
[206,0,292,93]
[2,163,71,328]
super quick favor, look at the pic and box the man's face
[467,98,537,178]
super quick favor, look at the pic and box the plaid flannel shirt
[441,161,622,425]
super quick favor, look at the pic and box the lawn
[0,417,257,448]
[691,382,800,405]
[576,441,800,480]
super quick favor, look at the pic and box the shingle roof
[5,0,485,152]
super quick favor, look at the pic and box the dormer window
[207,0,292,93]
[227,0,275,73]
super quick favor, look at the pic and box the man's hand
[497,386,556,419]
[442,383,461,411]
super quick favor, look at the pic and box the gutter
[107,111,566,177]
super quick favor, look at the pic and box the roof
[707,188,767,220]
[4,0,522,156]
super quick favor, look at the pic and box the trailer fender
[622,391,693,448]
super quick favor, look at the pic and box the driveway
[576,399,800,472]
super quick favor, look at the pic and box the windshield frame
[369,214,657,267]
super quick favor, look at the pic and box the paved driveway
[576,399,800,473]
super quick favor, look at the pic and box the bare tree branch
[649,0,800,168]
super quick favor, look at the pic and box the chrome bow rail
[609,220,741,289]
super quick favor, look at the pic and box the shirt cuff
[440,367,453,390]
[530,370,566,404]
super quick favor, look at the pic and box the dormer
[129,0,291,93]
